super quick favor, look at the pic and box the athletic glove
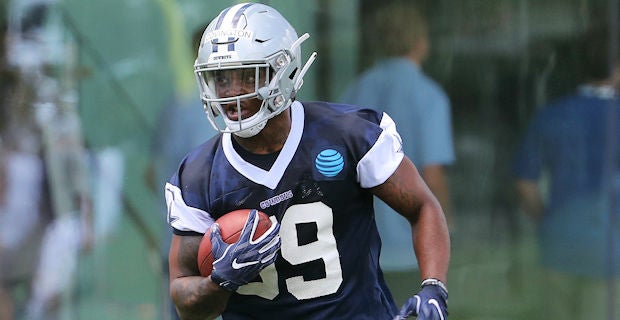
[210,209,281,291]
[394,279,449,320]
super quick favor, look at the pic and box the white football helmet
[194,3,316,137]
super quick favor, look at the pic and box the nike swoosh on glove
[210,209,281,291]
[395,282,448,320]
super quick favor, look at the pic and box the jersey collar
[222,101,304,189]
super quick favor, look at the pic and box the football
[197,209,272,277]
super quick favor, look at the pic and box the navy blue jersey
[165,101,405,319]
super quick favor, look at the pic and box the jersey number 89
[237,202,343,300]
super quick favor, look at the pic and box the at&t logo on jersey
[314,147,345,179]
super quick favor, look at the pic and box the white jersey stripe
[357,112,404,188]
[165,182,215,233]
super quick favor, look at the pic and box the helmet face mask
[194,3,316,138]
[196,62,273,137]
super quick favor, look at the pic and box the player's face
[209,68,268,121]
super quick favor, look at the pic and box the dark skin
[169,234,230,319]
[169,70,450,320]
[371,157,450,283]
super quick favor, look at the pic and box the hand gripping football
[197,209,273,277]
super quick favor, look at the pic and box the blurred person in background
[513,26,620,319]
[340,1,455,307]
[1,1,94,318]
[0,19,52,320]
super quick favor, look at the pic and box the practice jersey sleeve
[165,182,215,234]
[356,112,405,188]
[164,137,223,235]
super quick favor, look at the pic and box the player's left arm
[371,156,450,319]
[422,164,453,231]
[371,155,449,282]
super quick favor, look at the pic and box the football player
[166,3,450,319]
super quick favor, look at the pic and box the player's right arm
[168,211,281,320]
[168,234,231,320]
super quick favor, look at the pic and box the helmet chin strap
[232,120,267,138]
[228,98,270,138]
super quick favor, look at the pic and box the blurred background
[0,0,618,319]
